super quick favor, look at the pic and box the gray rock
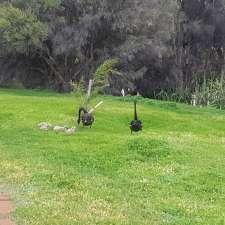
[38,122,52,130]
[53,126,66,133]
[65,127,76,135]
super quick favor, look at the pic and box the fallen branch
[88,101,103,114]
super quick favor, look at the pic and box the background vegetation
[1,0,225,107]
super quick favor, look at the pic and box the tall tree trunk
[42,56,70,92]
[175,4,184,91]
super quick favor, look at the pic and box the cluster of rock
[38,122,76,135]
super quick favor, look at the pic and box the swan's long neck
[77,107,88,124]
[134,100,138,120]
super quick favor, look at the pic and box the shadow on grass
[0,88,69,98]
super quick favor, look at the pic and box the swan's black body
[130,100,142,133]
[77,107,94,127]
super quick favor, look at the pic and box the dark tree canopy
[1,0,225,98]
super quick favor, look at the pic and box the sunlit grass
[0,88,225,225]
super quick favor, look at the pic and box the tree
[0,2,64,90]
[3,0,225,101]
[0,4,48,55]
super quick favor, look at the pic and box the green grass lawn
[0,88,225,225]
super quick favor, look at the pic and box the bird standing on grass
[77,101,103,128]
[77,107,94,128]
[130,100,142,133]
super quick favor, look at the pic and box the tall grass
[156,75,225,109]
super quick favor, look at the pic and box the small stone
[38,122,46,127]
[53,126,66,133]
[65,127,76,135]
[38,122,52,130]
[39,125,49,131]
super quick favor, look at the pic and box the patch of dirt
[0,183,16,225]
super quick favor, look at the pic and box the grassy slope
[0,88,225,225]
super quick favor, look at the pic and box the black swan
[130,100,142,133]
[77,107,94,128]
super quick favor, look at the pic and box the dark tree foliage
[1,0,225,98]
[176,0,225,90]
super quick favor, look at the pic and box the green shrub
[94,58,121,91]
[208,79,225,109]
